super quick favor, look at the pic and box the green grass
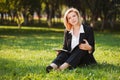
[0,26,120,80]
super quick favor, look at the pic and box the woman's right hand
[79,39,92,51]
[56,51,61,55]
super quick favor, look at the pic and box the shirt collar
[80,24,85,33]
[69,24,85,34]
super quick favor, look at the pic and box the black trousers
[52,47,88,68]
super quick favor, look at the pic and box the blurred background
[0,0,120,31]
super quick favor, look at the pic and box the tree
[44,0,64,27]
[0,0,8,24]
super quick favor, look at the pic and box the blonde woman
[46,8,96,73]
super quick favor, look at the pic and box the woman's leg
[46,51,69,73]
[58,62,70,70]
[46,63,58,73]
[58,47,87,71]
[66,47,88,68]
[50,63,58,69]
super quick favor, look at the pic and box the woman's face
[67,11,79,26]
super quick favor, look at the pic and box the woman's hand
[56,51,61,55]
[79,39,92,51]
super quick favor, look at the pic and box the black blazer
[62,24,97,65]
[63,24,95,54]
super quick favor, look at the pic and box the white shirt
[69,25,85,50]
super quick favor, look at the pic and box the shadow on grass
[87,63,120,70]
[95,32,120,48]
[0,27,64,36]
[0,27,64,50]
[0,58,46,79]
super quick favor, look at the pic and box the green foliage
[0,26,120,80]
[0,0,6,3]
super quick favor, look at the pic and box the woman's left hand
[79,39,92,51]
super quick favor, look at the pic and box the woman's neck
[73,24,80,31]
[72,24,81,37]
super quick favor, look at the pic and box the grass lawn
[0,26,120,80]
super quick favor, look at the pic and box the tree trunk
[0,13,4,24]
[90,14,98,27]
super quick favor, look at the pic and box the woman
[46,8,96,73]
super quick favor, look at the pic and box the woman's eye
[68,17,71,20]
[73,15,76,17]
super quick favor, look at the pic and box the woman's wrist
[88,45,92,53]
[88,45,92,51]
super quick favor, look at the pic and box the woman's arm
[87,27,95,54]
[79,27,95,54]
[63,30,68,50]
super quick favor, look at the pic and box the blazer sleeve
[62,30,68,50]
[86,27,95,54]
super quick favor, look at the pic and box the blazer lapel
[79,33,86,44]
[67,33,72,51]
[79,24,87,44]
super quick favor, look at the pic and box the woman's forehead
[67,11,77,17]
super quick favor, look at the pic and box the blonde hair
[63,8,82,31]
